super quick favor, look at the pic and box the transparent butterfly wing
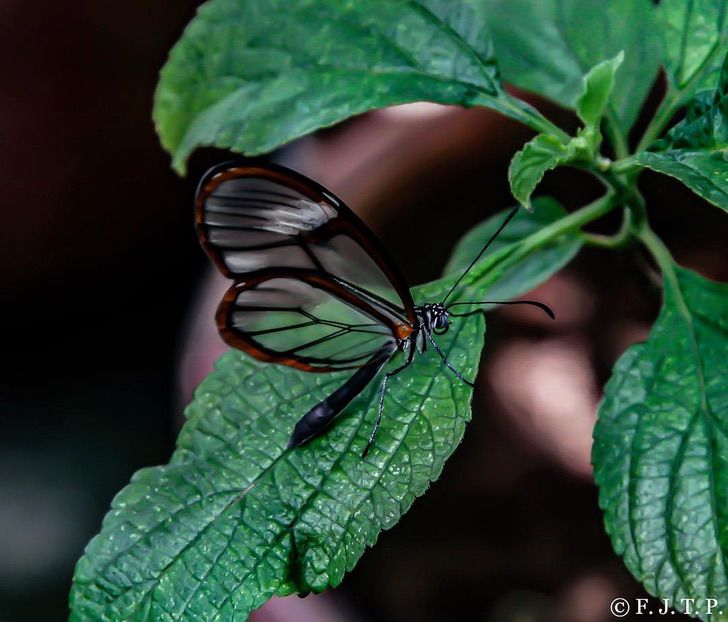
[218,272,403,371]
[196,164,418,371]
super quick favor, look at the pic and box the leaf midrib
[668,274,728,599]
[195,63,492,97]
[404,0,495,74]
[189,2,499,100]
[84,373,348,613]
[170,500,248,620]
[204,0,495,78]
[675,0,695,86]
[100,315,470,621]
[206,320,470,618]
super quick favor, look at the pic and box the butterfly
[195,162,553,457]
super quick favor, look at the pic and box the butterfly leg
[362,348,414,458]
[424,330,475,388]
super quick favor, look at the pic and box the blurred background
[2,3,728,622]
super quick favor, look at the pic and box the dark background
[2,3,727,621]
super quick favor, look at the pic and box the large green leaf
[633,150,728,214]
[69,195,579,621]
[444,198,581,301]
[659,0,728,92]
[154,0,518,173]
[633,52,728,213]
[481,0,661,134]
[593,266,728,620]
[70,282,483,622]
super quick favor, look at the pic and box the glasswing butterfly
[195,163,553,457]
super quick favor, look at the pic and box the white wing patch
[258,199,337,235]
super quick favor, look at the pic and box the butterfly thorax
[402,302,450,354]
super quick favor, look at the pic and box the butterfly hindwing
[217,269,402,371]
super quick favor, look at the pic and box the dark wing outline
[195,162,419,329]
[217,267,411,373]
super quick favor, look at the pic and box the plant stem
[635,93,681,153]
[625,183,647,231]
[585,164,649,232]
[604,111,629,160]
[637,225,674,280]
[630,186,691,315]
[610,155,640,175]
[477,91,571,142]
[581,208,633,249]
[489,193,618,268]
[515,192,618,255]
[436,192,619,299]
[635,224,689,317]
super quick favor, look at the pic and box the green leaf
[70,275,484,621]
[576,52,624,146]
[70,189,579,620]
[508,134,576,210]
[633,150,728,213]
[632,52,728,213]
[658,91,718,150]
[444,198,582,301]
[481,0,661,134]
[660,50,728,151]
[154,0,513,174]
[506,54,626,208]
[593,266,728,620]
[659,0,728,92]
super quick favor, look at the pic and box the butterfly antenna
[442,206,519,304]
[447,299,555,319]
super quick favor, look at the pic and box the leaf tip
[520,199,534,212]
[171,153,188,177]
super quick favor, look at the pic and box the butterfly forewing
[196,163,418,372]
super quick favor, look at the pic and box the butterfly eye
[433,314,449,334]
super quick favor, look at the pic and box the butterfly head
[419,303,450,335]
